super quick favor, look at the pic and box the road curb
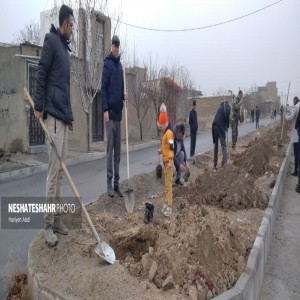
[0,140,160,183]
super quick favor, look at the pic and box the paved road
[0,119,271,298]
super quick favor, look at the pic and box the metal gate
[28,63,45,145]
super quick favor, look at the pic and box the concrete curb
[27,231,79,300]
[214,141,292,300]
[0,140,160,183]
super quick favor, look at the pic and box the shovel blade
[125,189,135,213]
[95,241,116,264]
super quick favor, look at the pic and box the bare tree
[14,20,40,45]
[177,66,195,125]
[127,66,151,140]
[65,0,109,150]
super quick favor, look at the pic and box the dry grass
[4,250,29,300]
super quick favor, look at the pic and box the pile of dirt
[28,122,288,300]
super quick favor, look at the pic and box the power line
[111,0,284,32]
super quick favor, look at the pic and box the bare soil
[28,122,289,300]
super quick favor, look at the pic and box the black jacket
[35,24,73,124]
[189,109,198,133]
[212,101,231,140]
[295,108,300,136]
[101,53,124,121]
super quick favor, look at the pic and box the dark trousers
[294,141,300,187]
[212,124,227,168]
[106,119,121,187]
[256,118,259,129]
[190,132,197,157]
[293,142,298,174]
[230,120,238,147]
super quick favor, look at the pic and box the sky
[0,0,299,102]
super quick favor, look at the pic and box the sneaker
[183,170,190,182]
[161,204,167,214]
[175,179,183,185]
[163,206,172,217]
[53,219,68,235]
[114,186,124,198]
[291,171,298,176]
[45,228,58,247]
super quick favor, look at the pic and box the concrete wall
[0,45,31,152]
[190,96,232,130]
[0,43,94,153]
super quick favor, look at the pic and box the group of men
[33,4,199,246]
[35,4,296,246]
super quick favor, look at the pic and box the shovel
[24,88,115,265]
[123,64,135,213]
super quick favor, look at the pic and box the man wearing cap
[189,100,198,157]
[101,35,127,198]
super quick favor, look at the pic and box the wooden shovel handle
[23,87,101,244]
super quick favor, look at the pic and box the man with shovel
[34,4,74,247]
[101,35,128,198]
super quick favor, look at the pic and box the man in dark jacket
[34,4,74,247]
[212,101,231,170]
[189,100,198,157]
[173,123,190,185]
[101,35,127,197]
[295,108,300,193]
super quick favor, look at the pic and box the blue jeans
[212,124,227,168]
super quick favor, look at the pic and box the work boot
[148,203,154,219]
[107,181,114,197]
[183,169,190,182]
[144,203,154,224]
[114,185,124,198]
[144,206,151,224]
[53,219,68,235]
[45,227,58,247]
[175,178,183,185]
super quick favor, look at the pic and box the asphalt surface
[0,119,272,298]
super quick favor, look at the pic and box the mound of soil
[28,122,288,300]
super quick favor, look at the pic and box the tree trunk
[87,112,90,152]
[139,119,143,140]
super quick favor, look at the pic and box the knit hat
[157,103,168,129]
